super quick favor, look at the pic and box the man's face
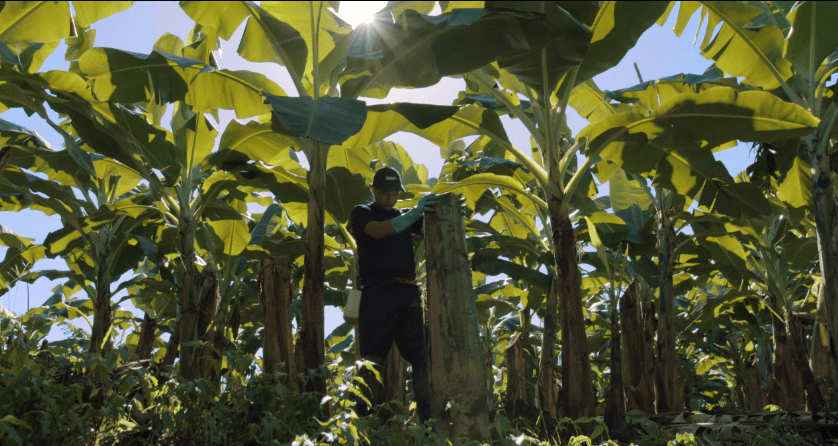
[371,186,400,210]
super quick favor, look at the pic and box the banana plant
[671,0,838,389]
[0,134,155,355]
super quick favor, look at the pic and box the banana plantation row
[0,0,837,435]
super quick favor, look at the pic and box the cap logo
[386,176,397,180]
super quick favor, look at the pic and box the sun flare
[336,1,387,28]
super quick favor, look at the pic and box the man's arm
[364,220,396,240]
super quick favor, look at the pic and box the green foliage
[1,0,838,443]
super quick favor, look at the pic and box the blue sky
[0,2,766,338]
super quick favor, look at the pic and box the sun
[336,1,388,28]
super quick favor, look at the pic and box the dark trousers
[357,280,430,420]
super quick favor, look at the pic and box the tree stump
[424,192,490,438]
[259,257,295,382]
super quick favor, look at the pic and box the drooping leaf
[405,105,510,149]
[433,172,545,215]
[776,155,813,216]
[264,94,367,145]
[79,48,203,103]
[604,73,749,113]
[0,40,59,73]
[488,1,597,94]
[324,166,368,224]
[207,218,251,257]
[236,2,308,84]
[366,103,460,129]
[257,1,351,83]
[340,8,548,98]
[569,80,634,124]
[187,68,286,118]
[608,168,652,232]
[0,118,55,150]
[675,2,794,91]
[581,87,819,217]
[250,203,285,246]
[470,254,551,292]
[209,120,299,169]
[179,1,253,41]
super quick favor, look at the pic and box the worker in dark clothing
[349,166,437,421]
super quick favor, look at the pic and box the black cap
[370,167,406,193]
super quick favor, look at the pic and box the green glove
[391,193,438,233]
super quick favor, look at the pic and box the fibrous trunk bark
[179,269,220,381]
[424,192,490,438]
[743,353,766,412]
[547,206,596,417]
[811,287,832,397]
[807,138,838,388]
[89,268,113,354]
[605,285,627,433]
[786,312,824,410]
[300,141,327,394]
[538,279,559,416]
[620,279,655,413]
[135,312,157,360]
[655,195,680,413]
[259,257,295,382]
[769,299,806,410]
[506,332,527,409]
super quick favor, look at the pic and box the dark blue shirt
[350,203,423,280]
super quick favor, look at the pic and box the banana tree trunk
[424,192,491,439]
[538,279,559,416]
[547,205,596,417]
[135,312,157,360]
[300,140,327,394]
[655,198,680,413]
[90,264,112,354]
[768,297,805,410]
[743,353,766,411]
[506,332,527,409]
[786,313,823,410]
[811,287,832,396]
[605,286,626,433]
[807,139,838,388]
[259,257,296,382]
[620,279,655,413]
[179,269,220,381]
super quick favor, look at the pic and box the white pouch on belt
[344,289,362,324]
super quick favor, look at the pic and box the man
[349,166,437,421]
